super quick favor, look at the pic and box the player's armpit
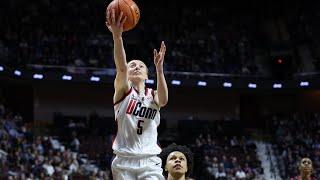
[113,74,130,104]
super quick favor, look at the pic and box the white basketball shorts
[111,155,165,180]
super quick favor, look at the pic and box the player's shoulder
[146,87,156,97]
[114,86,133,105]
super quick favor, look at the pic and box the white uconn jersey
[113,87,161,156]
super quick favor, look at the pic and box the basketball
[106,0,140,32]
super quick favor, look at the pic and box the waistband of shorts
[114,151,158,158]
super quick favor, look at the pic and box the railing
[294,71,320,77]
[27,64,320,78]
[26,64,269,78]
[0,64,317,89]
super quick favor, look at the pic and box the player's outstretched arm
[106,9,130,103]
[153,41,168,107]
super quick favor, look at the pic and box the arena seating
[270,113,320,178]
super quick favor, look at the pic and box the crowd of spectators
[3,84,320,179]
[1,1,320,78]
[280,2,320,73]
[0,0,263,75]
[0,92,111,179]
[271,113,320,179]
[179,119,264,179]
[194,134,264,179]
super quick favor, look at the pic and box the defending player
[159,143,194,180]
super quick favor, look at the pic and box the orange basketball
[106,0,140,32]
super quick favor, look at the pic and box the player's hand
[106,9,127,38]
[153,41,166,71]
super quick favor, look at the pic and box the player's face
[300,158,313,174]
[165,151,188,176]
[128,60,148,82]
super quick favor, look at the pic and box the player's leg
[111,156,136,180]
[138,172,164,180]
[137,156,165,180]
[112,169,136,180]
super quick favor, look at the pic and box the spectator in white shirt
[235,167,246,179]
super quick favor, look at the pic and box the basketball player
[291,158,315,180]
[106,9,168,180]
[159,144,194,180]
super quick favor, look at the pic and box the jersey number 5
[137,120,144,135]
